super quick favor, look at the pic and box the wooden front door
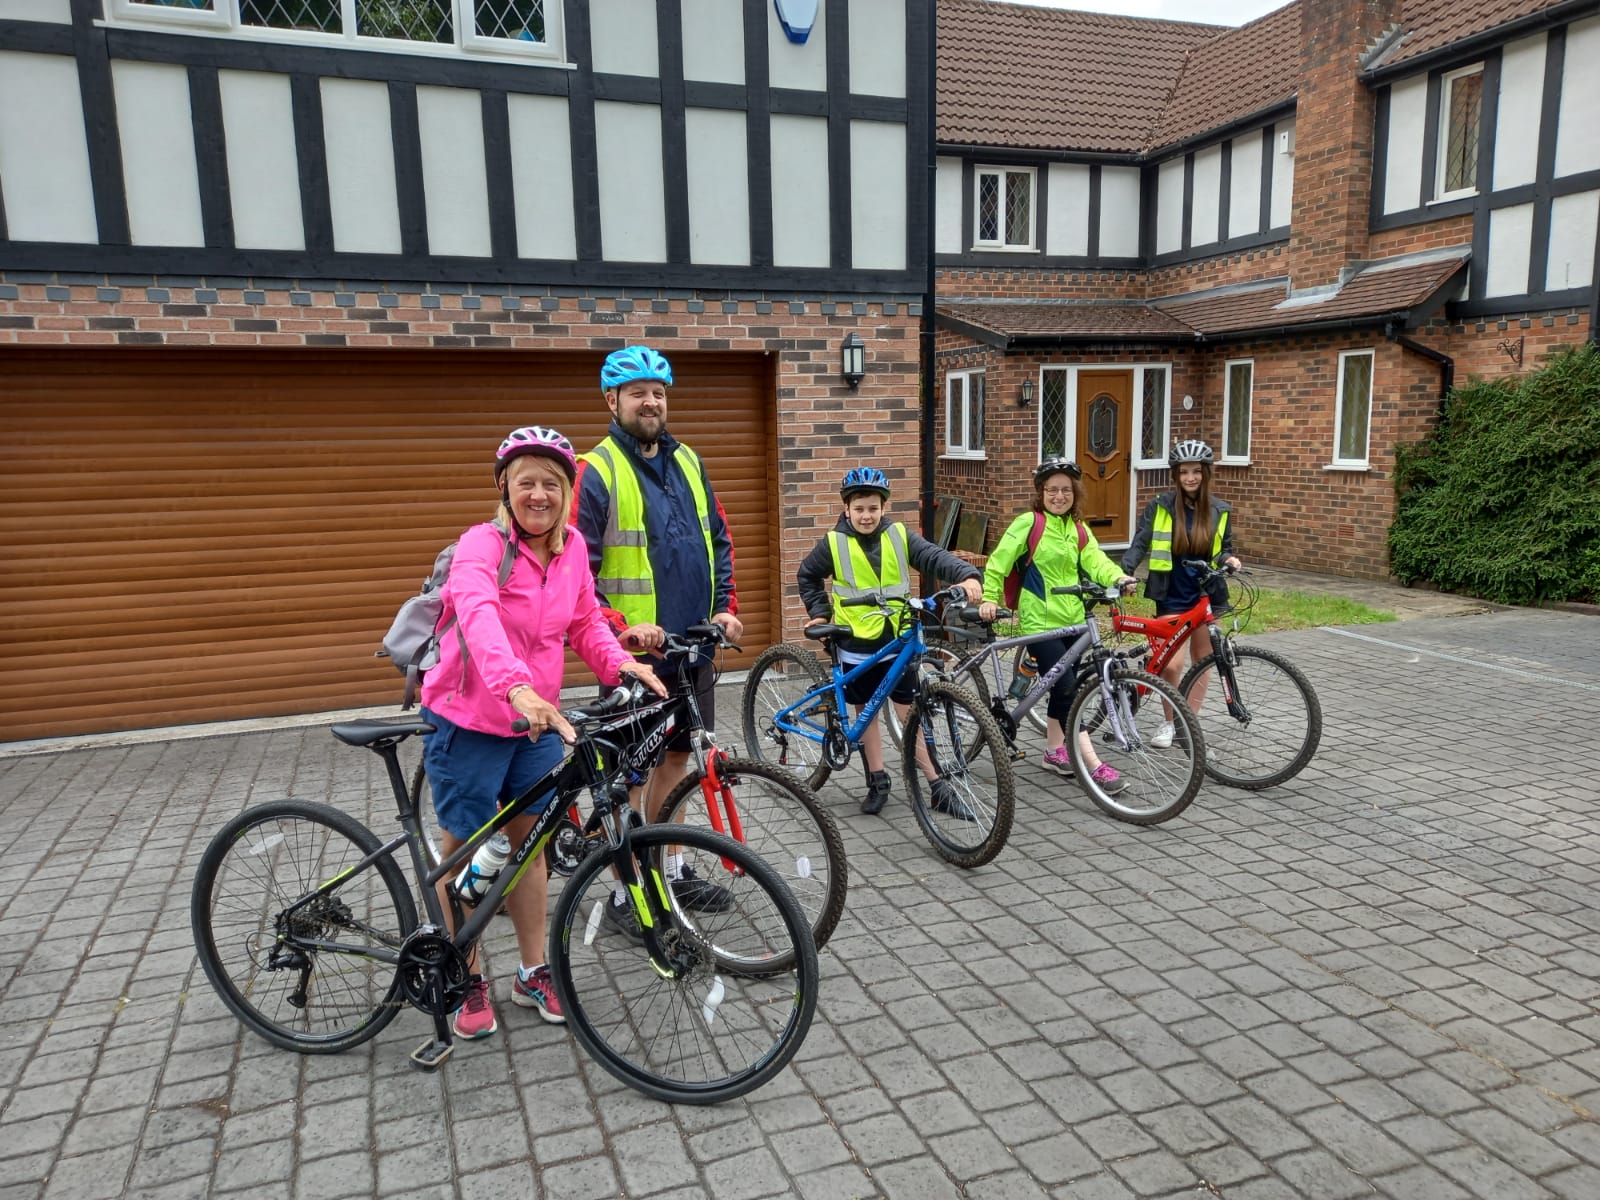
[1075,370,1133,545]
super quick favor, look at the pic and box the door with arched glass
[1073,370,1132,544]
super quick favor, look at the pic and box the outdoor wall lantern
[840,333,866,388]
[1018,378,1036,408]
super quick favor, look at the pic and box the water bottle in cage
[1007,650,1039,699]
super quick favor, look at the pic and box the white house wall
[1382,73,1427,213]
[769,0,828,91]
[595,101,667,262]
[1493,34,1544,191]
[1156,158,1184,254]
[1047,163,1091,258]
[507,94,577,261]
[588,0,660,78]
[771,114,830,267]
[1555,16,1600,178]
[1190,143,1222,247]
[935,156,964,254]
[320,78,402,256]
[1228,131,1263,240]
[0,51,97,244]
[417,85,492,259]
[681,0,745,84]
[1269,119,1295,230]
[218,70,304,252]
[1099,166,1141,258]
[851,120,906,270]
[0,0,68,20]
[112,61,204,248]
[1485,202,1534,297]
[686,108,751,266]
[1546,190,1599,291]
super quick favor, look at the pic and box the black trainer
[861,769,892,815]
[672,864,734,913]
[929,778,978,822]
[603,892,644,941]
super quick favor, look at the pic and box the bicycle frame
[957,623,1096,729]
[1112,595,1224,676]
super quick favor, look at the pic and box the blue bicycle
[740,586,1016,867]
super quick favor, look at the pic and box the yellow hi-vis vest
[827,522,911,641]
[1150,502,1229,572]
[581,437,715,627]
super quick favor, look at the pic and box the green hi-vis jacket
[982,510,1125,634]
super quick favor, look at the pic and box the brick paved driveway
[1,608,1597,1200]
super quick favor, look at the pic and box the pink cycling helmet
[495,425,577,484]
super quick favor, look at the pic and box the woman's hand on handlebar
[1118,575,1139,596]
[621,622,666,653]
[510,688,577,744]
[1223,556,1242,573]
[977,600,1001,622]
[618,662,668,698]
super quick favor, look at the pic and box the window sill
[1219,457,1251,467]
[1430,189,1477,205]
[939,453,988,463]
[968,245,1037,254]
[1323,463,1370,473]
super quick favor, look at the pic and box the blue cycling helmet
[840,466,890,501]
[600,345,674,393]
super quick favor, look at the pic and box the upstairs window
[946,370,986,458]
[1436,64,1483,199]
[975,168,1035,250]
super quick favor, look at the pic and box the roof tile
[1372,0,1573,70]
[1149,2,1301,151]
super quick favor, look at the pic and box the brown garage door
[1,348,775,741]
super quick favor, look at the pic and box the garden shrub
[1389,343,1600,604]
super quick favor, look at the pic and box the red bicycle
[1111,564,1322,790]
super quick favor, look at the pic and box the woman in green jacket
[979,459,1137,792]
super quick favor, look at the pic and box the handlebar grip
[841,593,884,608]
[511,717,530,733]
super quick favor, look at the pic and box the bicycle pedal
[409,1038,454,1072]
[1010,747,1028,763]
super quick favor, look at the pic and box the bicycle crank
[397,929,472,1017]
[823,727,853,770]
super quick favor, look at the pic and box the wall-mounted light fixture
[840,332,865,389]
[1018,378,1036,408]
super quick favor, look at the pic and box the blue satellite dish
[774,0,818,44]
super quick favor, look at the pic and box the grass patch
[1112,588,1396,635]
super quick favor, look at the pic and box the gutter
[1385,319,1456,422]
[1362,0,1600,84]
[921,1,938,542]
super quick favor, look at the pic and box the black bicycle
[190,680,819,1105]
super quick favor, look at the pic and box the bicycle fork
[1208,627,1251,724]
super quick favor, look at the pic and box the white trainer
[1150,721,1176,749]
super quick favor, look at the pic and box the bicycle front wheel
[885,639,991,751]
[1066,668,1205,825]
[1181,644,1322,789]
[657,758,848,957]
[902,680,1015,868]
[190,800,418,1054]
[741,642,834,789]
[549,825,819,1105]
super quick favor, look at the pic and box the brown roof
[1369,0,1576,71]
[1149,2,1301,151]
[937,0,1218,152]
[1154,250,1469,334]
[937,250,1468,343]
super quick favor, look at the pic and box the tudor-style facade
[931,0,1598,582]
[0,0,929,740]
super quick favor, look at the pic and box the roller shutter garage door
[2,348,775,742]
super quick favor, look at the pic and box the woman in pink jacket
[420,425,663,1042]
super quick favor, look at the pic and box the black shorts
[842,655,916,708]
[603,658,714,754]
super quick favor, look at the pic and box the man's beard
[621,413,665,449]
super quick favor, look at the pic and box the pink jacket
[420,521,633,737]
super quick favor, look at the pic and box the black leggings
[1028,636,1079,724]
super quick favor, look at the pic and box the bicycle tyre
[190,800,418,1054]
[1180,644,1322,790]
[549,825,819,1105]
[657,758,847,959]
[1066,668,1205,826]
[902,680,1015,868]
[885,638,990,751]
[741,642,834,789]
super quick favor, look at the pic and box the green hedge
[1389,343,1600,605]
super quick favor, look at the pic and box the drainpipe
[919,2,938,540]
[1385,320,1455,424]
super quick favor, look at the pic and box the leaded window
[1438,65,1483,198]
[1334,350,1374,467]
[1139,367,1169,465]
[975,168,1035,250]
[1223,360,1253,462]
[946,370,986,457]
[1041,369,1068,459]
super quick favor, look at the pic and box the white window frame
[1331,349,1375,469]
[106,0,568,66]
[1133,364,1172,469]
[973,166,1037,251]
[1434,63,1484,202]
[945,369,987,459]
[1221,358,1254,465]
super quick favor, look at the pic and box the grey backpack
[380,521,517,710]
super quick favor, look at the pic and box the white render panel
[588,0,659,78]
[1100,166,1140,257]
[1556,16,1600,177]
[1228,131,1263,237]
[1046,163,1090,257]
[850,119,905,270]
[848,0,905,98]
[1546,190,1599,291]
[416,85,491,258]
[1269,118,1295,227]
[1156,157,1184,254]
[682,0,744,84]
[1190,144,1221,246]
[507,93,576,260]
[218,71,303,252]
[1383,74,1427,212]
[321,78,401,255]
[685,108,750,265]
[1493,34,1545,190]
[0,52,97,243]
[594,100,666,262]
[768,0,827,92]
[111,61,204,247]
[770,114,829,267]
[935,156,963,254]
[1484,202,1534,297]
[0,0,68,18]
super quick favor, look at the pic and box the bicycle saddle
[802,624,852,642]
[331,718,435,747]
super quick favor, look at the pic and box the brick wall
[0,273,920,644]
[1368,214,1475,259]
[936,267,1144,302]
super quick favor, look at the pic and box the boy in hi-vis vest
[796,467,984,816]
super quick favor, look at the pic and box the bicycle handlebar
[662,621,742,657]
[1180,559,1240,584]
[1051,582,1124,602]
[509,677,652,734]
[840,584,971,612]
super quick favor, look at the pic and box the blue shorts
[420,708,565,841]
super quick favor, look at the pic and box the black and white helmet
[1169,439,1214,467]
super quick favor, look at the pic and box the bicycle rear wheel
[1181,644,1322,789]
[902,680,1015,868]
[885,639,990,751]
[191,800,418,1054]
[741,643,834,789]
[549,825,819,1105]
[657,758,847,958]
[1066,668,1205,825]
